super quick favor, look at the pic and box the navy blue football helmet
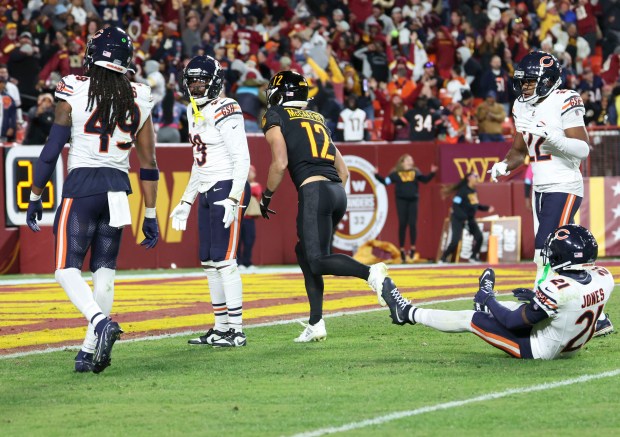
[542,224,598,271]
[83,27,134,74]
[266,71,309,108]
[183,56,224,105]
[513,51,562,103]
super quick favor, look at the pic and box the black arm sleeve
[486,298,549,330]
[374,173,387,185]
[477,204,491,212]
[524,182,532,198]
[416,170,436,183]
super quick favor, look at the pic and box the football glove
[260,192,276,219]
[512,287,535,302]
[488,161,510,182]
[169,201,192,231]
[473,288,496,313]
[214,198,239,229]
[140,217,159,249]
[515,118,562,144]
[26,198,43,232]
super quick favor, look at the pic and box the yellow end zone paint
[1,266,618,352]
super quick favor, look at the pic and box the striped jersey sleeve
[533,285,559,316]
[213,98,243,127]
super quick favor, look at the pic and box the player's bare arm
[334,148,349,186]
[135,115,158,209]
[489,132,527,182]
[264,126,288,194]
[504,132,528,170]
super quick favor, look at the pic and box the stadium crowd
[1,0,620,144]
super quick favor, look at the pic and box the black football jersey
[262,106,341,190]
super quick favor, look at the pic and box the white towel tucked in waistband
[108,191,132,227]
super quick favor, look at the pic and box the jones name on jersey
[530,265,613,359]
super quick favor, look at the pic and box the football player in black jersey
[260,70,401,342]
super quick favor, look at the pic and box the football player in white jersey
[25,27,159,373]
[380,224,613,360]
[488,51,612,335]
[169,55,251,348]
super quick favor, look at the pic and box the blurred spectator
[234,67,268,133]
[405,95,439,141]
[239,165,262,272]
[353,40,390,83]
[387,57,416,100]
[7,32,40,112]
[0,76,17,142]
[337,95,370,142]
[373,79,412,141]
[431,26,457,79]
[0,22,18,64]
[23,92,54,145]
[52,3,70,32]
[38,31,71,90]
[476,90,506,142]
[439,172,494,263]
[135,60,166,107]
[154,82,185,143]
[479,55,511,113]
[456,46,482,96]
[444,103,472,144]
[581,89,602,126]
[578,66,604,104]
[68,0,88,27]
[0,64,22,126]
[445,67,470,103]
[576,0,599,53]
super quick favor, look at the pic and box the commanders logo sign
[333,155,388,251]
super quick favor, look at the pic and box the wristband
[30,192,42,201]
[145,207,157,218]
[140,168,160,181]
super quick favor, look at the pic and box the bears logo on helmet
[83,27,134,75]
[542,224,598,271]
[183,55,224,106]
[265,71,309,108]
[513,51,562,103]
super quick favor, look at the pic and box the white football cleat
[368,262,388,306]
[294,319,327,343]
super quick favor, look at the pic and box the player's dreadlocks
[86,66,135,135]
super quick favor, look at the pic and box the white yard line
[289,369,620,437]
[0,295,476,360]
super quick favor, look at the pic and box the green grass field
[1,292,618,437]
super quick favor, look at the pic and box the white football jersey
[185,97,250,201]
[337,108,368,141]
[512,89,586,197]
[55,75,154,172]
[530,266,614,360]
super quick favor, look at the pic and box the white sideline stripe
[0,294,478,360]
[290,369,620,437]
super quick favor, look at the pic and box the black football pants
[296,181,371,324]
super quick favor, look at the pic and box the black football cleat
[593,314,614,338]
[380,277,415,325]
[211,329,247,347]
[188,328,230,345]
[74,350,95,373]
[474,268,496,313]
[93,320,123,374]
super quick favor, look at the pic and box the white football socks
[413,308,475,333]
[81,268,116,354]
[55,268,106,325]
[204,265,228,332]
[220,264,243,333]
